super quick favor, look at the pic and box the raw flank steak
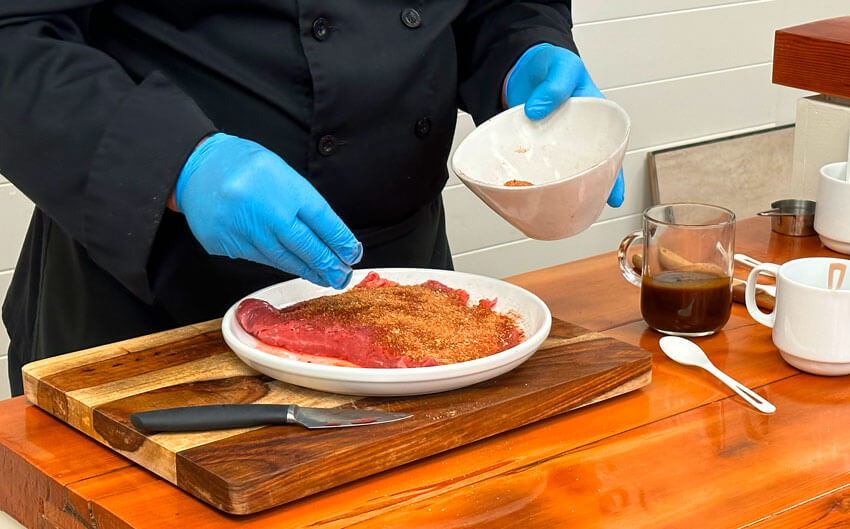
[235,272,525,368]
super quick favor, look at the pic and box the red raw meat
[236,272,525,368]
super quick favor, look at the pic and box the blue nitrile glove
[176,133,363,289]
[505,43,625,208]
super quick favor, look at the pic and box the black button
[318,135,338,156]
[414,117,432,138]
[401,8,421,28]
[312,17,330,41]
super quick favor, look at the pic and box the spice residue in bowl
[504,180,533,187]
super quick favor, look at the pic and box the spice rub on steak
[235,272,525,368]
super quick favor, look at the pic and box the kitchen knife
[129,404,411,433]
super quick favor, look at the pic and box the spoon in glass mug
[659,336,776,414]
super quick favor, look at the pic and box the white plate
[221,268,552,396]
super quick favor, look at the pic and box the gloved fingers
[276,220,354,289]
[607,168,625,208]
[524,59,582,120]
[571,78,605,99]
[249,232,333,288]
[297,191,363,266]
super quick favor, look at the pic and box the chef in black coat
[0,1,621,396]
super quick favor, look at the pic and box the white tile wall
[1,0,849,401]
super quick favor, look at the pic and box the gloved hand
[505,43,625,208]
[175,133,362,289]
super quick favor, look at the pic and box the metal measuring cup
[757,199,816,236]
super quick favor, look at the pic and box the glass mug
[618,203,736,336]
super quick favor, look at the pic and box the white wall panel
[606,64,776,151]
[597,149,654,221]
[575,1,776,90]
[775,85,815,125]
[446,111,476,187]
[574,1,847,29]
[0,184,32,271]
[442,185,524,255]
[453,214,642,279]
[779,1,849,27]
[573,0,760,24]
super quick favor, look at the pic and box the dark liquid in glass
[641,271,732,334]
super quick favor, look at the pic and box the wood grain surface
[3,216,850,529]
[772,16,850,99]
[20,315,651,514]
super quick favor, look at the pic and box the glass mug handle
[618,230,643,287]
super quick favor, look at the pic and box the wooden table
[2,216,849,529]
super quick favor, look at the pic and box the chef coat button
[401,8,422,29]
[318,135,339,156]
[312,17,330,41]
[414,117,432,138]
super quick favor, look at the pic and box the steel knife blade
[129,404,411,433]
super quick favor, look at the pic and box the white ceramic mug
[745,257,850,375]
[814,161,850,254]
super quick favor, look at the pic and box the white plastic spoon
[659,336,776,414]
[734,253,763,269]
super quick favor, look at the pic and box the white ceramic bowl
[451,97,630,240]
[221,269,552,396]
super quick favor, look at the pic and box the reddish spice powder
[273,280,524,365]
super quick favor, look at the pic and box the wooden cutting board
[22,317,651,515]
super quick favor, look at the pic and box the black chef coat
[0,1,578,396]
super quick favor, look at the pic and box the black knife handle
[130,404,292,433]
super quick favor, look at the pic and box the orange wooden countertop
[2,216,849,529]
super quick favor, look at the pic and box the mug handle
[618,230,642,287]
[745,263,780,328]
